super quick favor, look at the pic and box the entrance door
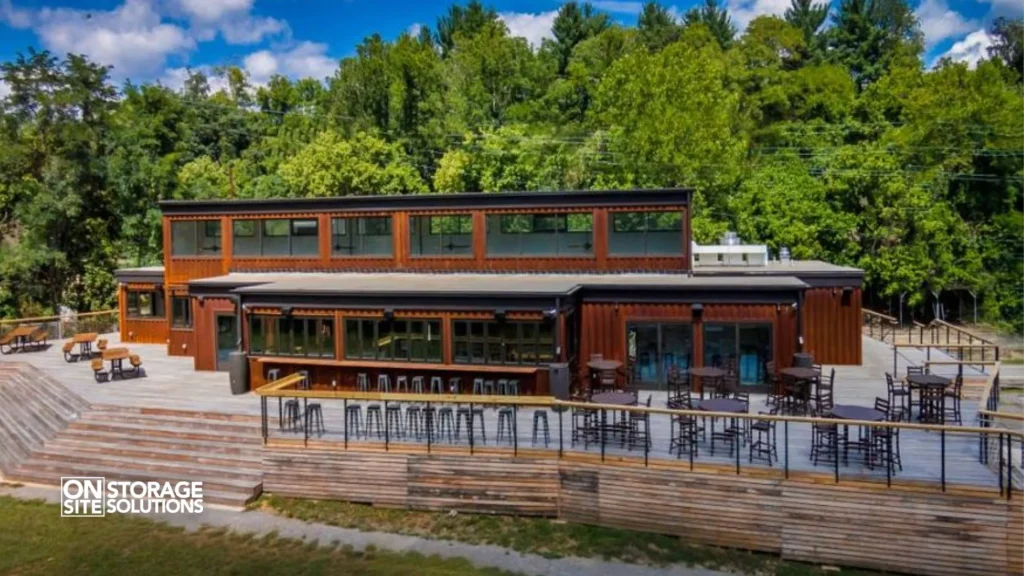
[626,322,693,389]
[215,314,237,371]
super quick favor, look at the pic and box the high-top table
[830,404,886,465]
[906,373,951,423]
[689,367,727,398]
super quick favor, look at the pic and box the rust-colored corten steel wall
[578,302,798,381]
[192,297,235,371]
[803,287,862,365]
[118,284,169,345]
[162,206,690,284]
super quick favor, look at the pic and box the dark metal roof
[114,266,165,284]
[159,188,693,216]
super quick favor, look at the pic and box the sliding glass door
[626,322,693,388]
[702,323,772,387]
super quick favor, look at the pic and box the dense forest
[0,1,1021,331]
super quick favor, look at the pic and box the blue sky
[0,0,1016,94]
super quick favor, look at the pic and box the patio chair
[669,392,702,458]
[62,341,79,363]
[810,387,837,466]
[91,358,109,382]
[943,374,963,425]
[870,408,903,473]
[919,387,945,424]
[813,368,835,413]
[749,408,778,466]
[886,372,911,421]
[128,354,143,376]
[627,395,652,451]
[97,338,108,353]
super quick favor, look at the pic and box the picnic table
[0,326,46,354]
[102,347,131,378]
[72,332,98,357]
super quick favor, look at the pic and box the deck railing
[255,374,1022,498]
[862,309,898,343]
[890,318,1001,369]
[0,309,119,340]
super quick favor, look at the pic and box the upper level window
[609,211,683,256]
[410,215,472,256]
[232,218,319,257]
[127,289,164,319]
[331,217,392,257]
[170,220,221,257]
[485,213,593,257]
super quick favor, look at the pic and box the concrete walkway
[0,484,730,576]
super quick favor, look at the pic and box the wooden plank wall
[260,445,1023,576]
[168,329,194,357]
[803,287,862,365]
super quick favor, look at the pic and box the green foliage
[0,1,1019,333]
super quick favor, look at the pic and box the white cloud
[160,66,231,93]
[32,0,194,78]
[915,0,977,48]
[499,11,558,49]
[592,1,644,13]
[174,0,251,23]
[242,41,336,85]
[219,16,287,44]
[171,0,286,45]
[939,29,995,68]
[977,0,1022,17]
[726,0,791,30]
[0,0,30,28]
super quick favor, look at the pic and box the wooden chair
[91,358,109,382]
[886,372,911,420]
[97,338,108,353]
[943,374,963,425]
[62,341,79,363]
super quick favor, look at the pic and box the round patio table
[587,359,623,371]
[781,367,819,381]
[689,367,727,398]
[829,404,886,466]
[696,398,746,413]
[590,391,637,406]
[906,373,951,388]
[906,374,951,424]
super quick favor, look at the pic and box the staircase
[6,404,264,508]
[0,363,89,478]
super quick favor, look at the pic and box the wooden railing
[0,309,119,340]
[862,309,898,343]
[255,372,1023,497]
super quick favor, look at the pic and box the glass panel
[345,319,360,359]
[738,324,771,386]
[290,219,319,256]
[360,320,376,359]
[486,213,591,256]
[137,293,153,316]
[469,322,485,363]
[376,320,393,360]
[215,315,237,370]
[360,217,393,256]
[198,220,221,255]
[319,319,334,358]
[608,212,647,255]
[703,323,738,370]
[127,293,140,317]
[232,220,260,256]
[454,321,469,363]
[661,323,693,376]
[393,320,409,361]
[503,323,519,364]
[538,322,555,362]
[331,218,354,255]
[262,219,290,256]
[410,215,472,256]
[520,323,537,364]
[629,324,660,384]
[171,296,191,328]
[645,211,683,255]
[426,320,442,362]
[170,221,197,256]
[609,211,682,256]
[264,317,279,355]
[487,322,502,363]
[249,317,263,354]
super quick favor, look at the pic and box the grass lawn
[0,496,515,576]
[256,494,878,576]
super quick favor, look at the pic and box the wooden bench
[27,328,48,350]
[62,341,79,362]
[0,332,14,354]
[91,358,109,382]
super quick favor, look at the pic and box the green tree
[989,17,1024,82]
[637,2,680,52]
[683,0,737,50]
[435,1,500,57]
[784,0,829,45]
[826,0,922,90]
[550,2,611,75]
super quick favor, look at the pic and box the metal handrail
[0,309,118,325]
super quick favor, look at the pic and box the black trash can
[548,363,570,400]
[229,351,249,395]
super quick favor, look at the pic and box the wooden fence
[0,309,119,340]
[262,444,1023,576]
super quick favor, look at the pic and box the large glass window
[331,217,392,257]
[410,215,473,256]
[485,213,593,257]
[232,218,319,257]
[608,211,683,256]
[627,322,693,387]
[170,296,192,328]
[126,289,165,319]
[248,315,334,358]
[452,320,555,365]
[343,318,442,362]
[703,323,772,386]
[170,220,221,257]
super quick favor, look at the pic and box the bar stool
[421,405,437,441]
[472,378,485,395]
[497,379,510,395]
[411,376,425,394]
[405,405,423,439]
[345,404,363,439]
[497,407,515,444]
[297,370,310,390]
[429,376,444,394]
[436,406,454,442]
[507,379,520,396]
[395,375,409,393]
[305,403,324,437]
[449,377,462,394]
[268,368,284,429]
[357,373,370,392]
[377,374,391,393]
[532,410,550,447]
[386,404,403,439]
[482,380,496,395]
[283,400,301,433]
[455,405,486,444]
[365,404,383,439]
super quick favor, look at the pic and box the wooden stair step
[66,421,263,444]
[11,460,262,497]
[26,448,263,483]
[56,428,264,456]
[43,439,261,467]
[88,404,263,424]
[79,411,262,434]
